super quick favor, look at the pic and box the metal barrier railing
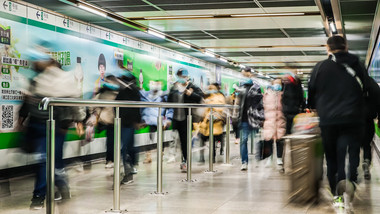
[39,97,238,214]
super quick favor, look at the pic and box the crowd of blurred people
[15,35,380,211]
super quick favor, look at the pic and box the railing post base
[204,169,217,174]
[105,209,127,213]
[181,178,197,182]
[150,191,168,196]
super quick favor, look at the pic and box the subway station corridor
[1,137,380,214]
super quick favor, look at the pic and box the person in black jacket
[115,60,142,184]
[282,73,305,134]
[308,36,369,200]
[362,77,380,180]
[168,68,203,172]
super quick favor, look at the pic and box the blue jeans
[121,126,136,176]
[27,120,68,198]
[240,122,258,164]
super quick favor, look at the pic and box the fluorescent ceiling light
[178,41,191,49]
[204,51,215,57]
[148,30,166,39]
[219,58,228,63]
[231,13,304,17]
[329,22,337,33]
[145,15,213,19]
[78,4,107,17]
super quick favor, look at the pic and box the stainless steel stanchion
[152,107,166,195]
[183,108,196,182]
[205,108,216,173]
[46,106,55,214]
[223,114,231,165]
[107,107,125,213]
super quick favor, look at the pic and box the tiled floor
[1,139,380,214]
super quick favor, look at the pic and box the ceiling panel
[138,17,279,31]
[246,51,305,56]
[231,55,326,62]
[88,0,147,7]
[340,0,377,15]
[257,0,316,7]
[208,46,327,52]
[341,0,378,63]
[169,29,287,40]
[284,28,326,37]
[157,3,258,11]
[188,37,326,47]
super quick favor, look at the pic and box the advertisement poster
[0,3,250,170]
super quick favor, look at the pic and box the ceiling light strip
[77,3,107,17]
[231,12,304,17]
[178,41,191,49]
[147,30,166,39]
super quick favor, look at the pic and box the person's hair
[98,53,106,70]
[327,35,347,52]
[176,68,188,76]
[240,67,252,73]
[211,82,221,91]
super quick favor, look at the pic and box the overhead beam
[204,45,326,49]
[128,12,321,21]
[330,0,345,36]
[314,0,331,36]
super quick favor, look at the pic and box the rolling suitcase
[283,134,323,203]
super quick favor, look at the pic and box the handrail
[39,97,239,110]
[40,96,238,214]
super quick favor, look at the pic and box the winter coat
[89,87,119,126]
[282,76,305,116]
[233,81,264,129]
[19,66,86,127]
[308,52,369,126]
[140,91,173,126]
[168,82,204,123]
[115,76,141,128]
[263,89,286,141]
[199,92,226,136]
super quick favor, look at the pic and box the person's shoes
[362,160,371,180]
[235,138,239,144]
[121,174,133,185]
[240,163,248,171]
[180,162,187,172]
[58,186,71,200]
[131,167,138,174]
[105,161,114,169]
[30,195,44,210]
[265,157,273,168]
[277,158,284,173]
[333,195,345,210]
[54,192,62,201]
[167,156,175,163]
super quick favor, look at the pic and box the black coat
[115,78,141,127]
[168,82,204,122]
[282,76,305,116]
[308,52,369,126]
